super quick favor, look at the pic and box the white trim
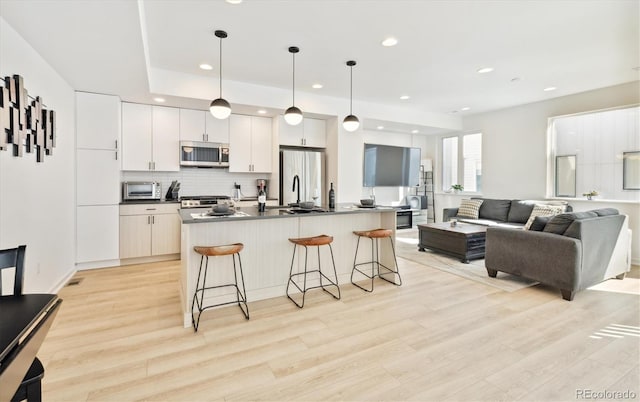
[51,268,78,294]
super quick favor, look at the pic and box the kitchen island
[179,205,397,327]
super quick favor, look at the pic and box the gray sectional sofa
[485,208,631,300]
[443,198,571,227]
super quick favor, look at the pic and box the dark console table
[417,222,488,263]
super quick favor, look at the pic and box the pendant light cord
[349,65,353,115]
[219,37,223,98]
[292,51,296,106]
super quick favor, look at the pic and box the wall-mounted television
[363,143,421,187]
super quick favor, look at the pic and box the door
[151,213,181,255]
[250,116,272,172]
[229,115,252,172]
[205,112,230,143]
[122,103,152,171]
[152,106,180,171]
[76,92,120,150]
[179,109,205,142]
[304,151,324,205]
[77,205,119,263]
[303,118,326,148]
[280,149,305,205]
[76,149,120,205]
[119,215,152,259]
[278,115,303,146]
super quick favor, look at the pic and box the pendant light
[284,46,303,126]
[209,30,231,119]
[343,60,360,132]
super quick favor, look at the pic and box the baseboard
[76,259,121,271]
[51,268,77,294]
[119,254,180,267]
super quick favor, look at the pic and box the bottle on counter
[258,183,266,212]
[329,182,335,209]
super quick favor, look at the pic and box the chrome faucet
[292,175,300,205]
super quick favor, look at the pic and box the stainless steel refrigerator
[280,148,325,206]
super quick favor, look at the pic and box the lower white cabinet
[77,205,120,263]
[119,203,180,259]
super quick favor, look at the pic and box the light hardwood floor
[39,255,639,401]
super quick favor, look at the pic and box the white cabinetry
[121,102,180,171]
[179,108,229,143]
[279,116,326,148]
[229,115,272,173]
[75,92,121,267]
[119,203,181,259]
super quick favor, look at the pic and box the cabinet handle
[147,216,151,224]
[152,215,155,224]
[203,133,206,142]
[148,161,151,170]
[146,208,156,211]
[115,139,118,150]
[115,151,118,160]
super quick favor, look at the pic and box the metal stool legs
[351,235,402,292]
[286,243,341,308]
[191,252,249,332]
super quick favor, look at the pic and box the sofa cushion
[524,204,565,230]
[543,211,599,235]
[591,208,619,216]
[508,200,535,223]
[476,198,511,222]
[529,216,552,231]
[457,199,483,219]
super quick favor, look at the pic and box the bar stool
[286,235,341,308]
[351,228,402,292]
[191,243,249,332]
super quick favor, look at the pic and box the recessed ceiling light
[199,63,213,70]
[511,77,521,82]
[400,95,410,100]
[226,0,242,4]
[312,83,323,89]
[377,125,385,130]
[381,37,398,47]
[411,129,419,134]
[153,97,165,103]
[460,107,471,111]
[543,86,557,92]
[449,110,458,114]
[257,109,267,114]
[477,67,494,74]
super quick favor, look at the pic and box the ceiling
[1,0,638,131]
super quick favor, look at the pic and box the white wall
[437,81,640,262]
[0,17,76,292]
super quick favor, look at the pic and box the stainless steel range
[180,195,231,209]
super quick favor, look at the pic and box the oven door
[180,141,229,168]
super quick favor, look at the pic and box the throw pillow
[508,200,536,223]
[524,204,565,230]
[543,211,598,235]
[457,199,483,219]
[477,198,511,222]
[528,216,551,231]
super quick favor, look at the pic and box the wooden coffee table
[417,222,488,263]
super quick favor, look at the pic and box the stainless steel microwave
[123,181,162,201]
[180,141,229,168]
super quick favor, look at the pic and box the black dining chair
[1,245,46,402]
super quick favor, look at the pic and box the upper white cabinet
[179,108,229,143]
[279,116,326,148]
[152,106,180,171]
[229,115,272,173]
[121,102,180,171]
[76,92,120,150]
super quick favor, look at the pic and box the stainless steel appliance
[122,181,161,201]
[180,141,229,168]
[180,195,231,209]
[279,148,325,206]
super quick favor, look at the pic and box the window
[550,105,639,201]
[442,133,482,192]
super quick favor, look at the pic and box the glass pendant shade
[284,106,303,126]
[210,98,231,119]
[342,114,360,132]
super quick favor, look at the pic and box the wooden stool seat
[353,229,392,239]
[191,242,249,331]
[288,235,333,247]
[351,228,402,292]
[194,243,244,257]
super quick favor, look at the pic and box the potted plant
[582,190,599,200]
[451,184,464,193]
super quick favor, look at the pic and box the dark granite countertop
[180,204,397,224]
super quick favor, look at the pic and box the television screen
[363,143,421,187]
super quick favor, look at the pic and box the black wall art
[0,74,56,162]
